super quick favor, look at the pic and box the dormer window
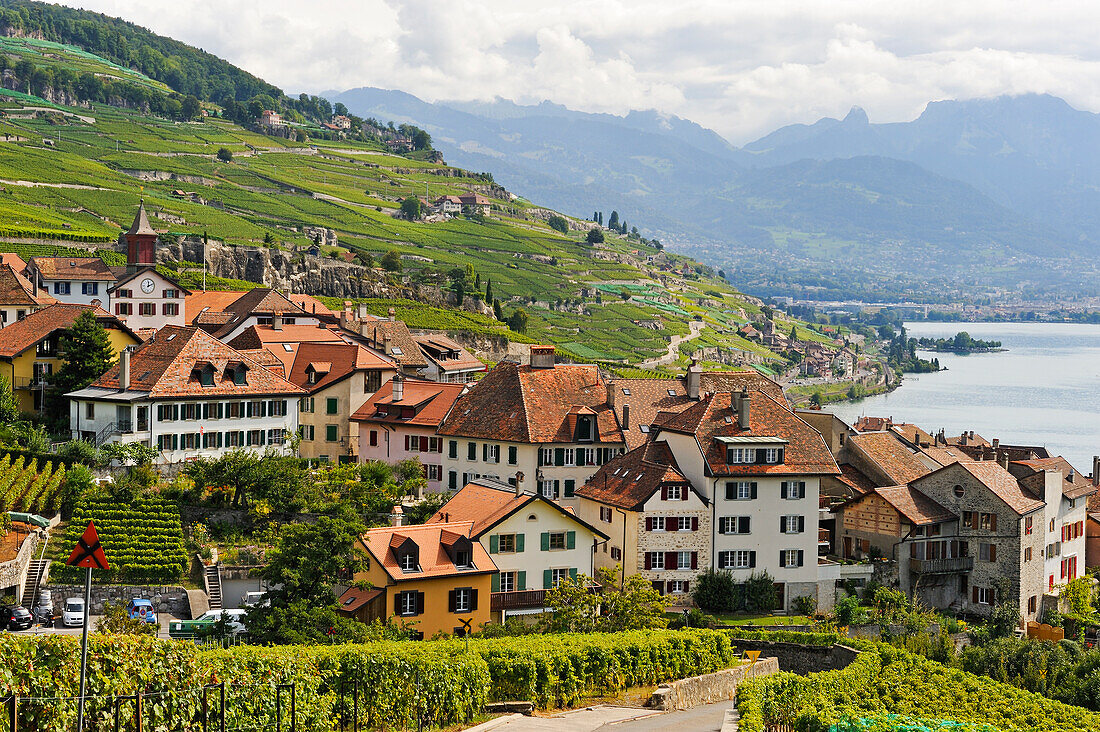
[399,552,418,572]
[307,370,317,384]
[191,363,215,387]
[575,415,593,442]
[727,447,749,464]
[225,362,248,385]
[455,548,472,568]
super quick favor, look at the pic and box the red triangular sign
[66,521,109,570]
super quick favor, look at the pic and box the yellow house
[353,520,495,639]
[0,303,140,413]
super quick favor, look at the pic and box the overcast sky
[60,0,1100,143]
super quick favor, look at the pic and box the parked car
[127,598,157,625]
[62,597,85,628]
[169,609,246,639]
[0,605,33,631]
[241,591,267,607]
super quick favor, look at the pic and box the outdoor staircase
[22,559,50,609]
[204,564,223,610]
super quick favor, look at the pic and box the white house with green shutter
[427,477,609,622]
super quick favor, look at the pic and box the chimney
[959,432,968,446]
[622,403,630,431]
[738,389,751,430]
[340,309,350,330]
[515,471,525,497]
[119,348,131,391]
[969,430,975,440]
[686,359,702,400]
[272,312,283,331]
[1001,454,1009,470]
[530,345,555,369]
[388,307,396,322]
[383,333,393,355]
[389,505,404,527]
[992,438,999,450]
[1093,455,1100,487]
[391,373,404,402]
[606,380,616,408]
[1068,468,1076,482]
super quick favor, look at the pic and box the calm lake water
[826,322,1100,471]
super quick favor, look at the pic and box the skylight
[724,416,733,424]
[622,388,632,395]
[167,334,176,341]
[392,347,404,355]
[282,344,293,352]
[639,425,650,433]
[667,389,677,396]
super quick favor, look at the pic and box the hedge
[0,629,736,731]
[736,644,1100,732]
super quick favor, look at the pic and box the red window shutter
[990,514,996,531]
[691,517,698,531]
[404,435,409,450]
[1061,560,1066,579]
[665,552,677,570]
[910,543,917,558]
[691,552,698,569]
[666,581,675,594]
[682,486,689,501]
[661,486,668,501]
[646,517,653,532]
[989,544,996,562]
[420,436,428,452]
[972,586,979,604]
[644,553,652,570]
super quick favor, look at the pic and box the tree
[0,375,17,424]
[744,571,778,614]
[608,210,620,230]
[789,325,798,341]
[179,94,201,121]
[652,240,662,250]
[454,277,465,307]
[333,102,349,117]
[400,197,422,220]
[507,309,528,334]
[411,129,432,150]
[474,273,481,291]
[53,311,116,397]
[484,278,493,303]
[547,215,569,234]
[544,567,666,633]
[693,568,737,612]
[216,146,233,163]
[586,227,604,245]
[96,602,157,636]
[380,250,403,272]
[493,299,504,321]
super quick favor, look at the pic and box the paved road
[483,700,738,732]
[8,614,180,640]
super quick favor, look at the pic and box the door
[843,536,852,559]
[116,405,132,433]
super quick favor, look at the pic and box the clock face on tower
[140,278,155,294]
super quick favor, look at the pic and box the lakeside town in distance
[2,2,1100,731]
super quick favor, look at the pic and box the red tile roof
[413,334,485,373]
[0,253,27,272]
[916,461,1044,516]
[0,303,131,358]
[610,379,693,450]
[429,479,609,539]
[872,485,954,525]
[358,319,429,369]
[287,342,394,394]
[89,325,304,398]
[656,391,839,476]
[29,256,117,281]
[437,361,623,444]
[359,521,496,582]
[350,378,465,428]
[0,264,54,306]
[847,432,932,485]
[1011,457,1098,502]
[699,371,787,407]
[837,463,876,495]
[336,586,383,614]
[577,441,697,511]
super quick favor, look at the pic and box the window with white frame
[782,549,800,567]
[550,568,570,586]
[399,552,419,572]
[676,551,692,570]
[539,447,553,466]
[669,580,689,594]
[649,551,665,570]
[765,448,779,463]
[726,447,748,463]
[499,572,515,593]
[650,516,666,531]
[540,480,556,499]
[725,481,754,500]
[719,516,750,535]
[399,592,418,615]
[677,516,692,532]
[600,506,612,523]
[579,448,596,466]
[975,587,993,605]
[453,588,472,612]
[563,448,575,465]
[782,515,802,534]
[733,550,752,568]
[666,485,682,500]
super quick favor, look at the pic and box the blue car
[127,598,157,625]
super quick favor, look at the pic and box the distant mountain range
[330,88,1100,302]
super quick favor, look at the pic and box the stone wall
[43,584,191,617]
[726,640,861,676]
[0,527,40,602]
[648,657,780,711]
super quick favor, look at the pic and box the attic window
[139,371,151,380]
[399,551,419,572]
[639,425,650,433]
[724,416,733,424]
[191,364,215,387]
[527,514,537,521]
[613,468,621,475]
[667,389,677,396]
[392,347,403,355]
[622,388,632,396]
[167,334,177,342]
[282,344,293,352]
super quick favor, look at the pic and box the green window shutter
[489,535,499,553]
[555,448,565,466]
[541,532,550,551]
[326,397,338,414]
[569,568,578,581]
[491,573,500,593]
[508,446,517,464]
[516,534,525,552]
[564,479,575,498]
[543,569,552,589]
[566,530,576,550]
[517,571,526,591]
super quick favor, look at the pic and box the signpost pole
[76,564,92,731]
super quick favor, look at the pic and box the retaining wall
[43,583,191,616]
[649,657,780,711]
[726,640,861,676]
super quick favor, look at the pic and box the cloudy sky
[59,1,1100,143]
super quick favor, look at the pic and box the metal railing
[912,556,974,574]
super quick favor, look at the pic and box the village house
[412,333,485,383]
[0,262,55,325]
[437,346,626,500]
[432,195,463,215]
[428,477,608,620]
[340,305,430,376]
[110,269,190,331]
[351,520,495,639]
[187,288,328,342]
[351,376,466,491]
[259,110,283,129]
[575,441,709,602]
[284,341,397,463]
[66,326,302,462]
[0,303,139,414]
[25,256,118,308]
[459,193,491,216]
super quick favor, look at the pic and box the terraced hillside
[0,36,839,367]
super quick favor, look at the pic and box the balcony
[911,556,974,575]
[13,377,50,390]
[491,584,601,611]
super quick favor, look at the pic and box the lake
[825,322,1100,471]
